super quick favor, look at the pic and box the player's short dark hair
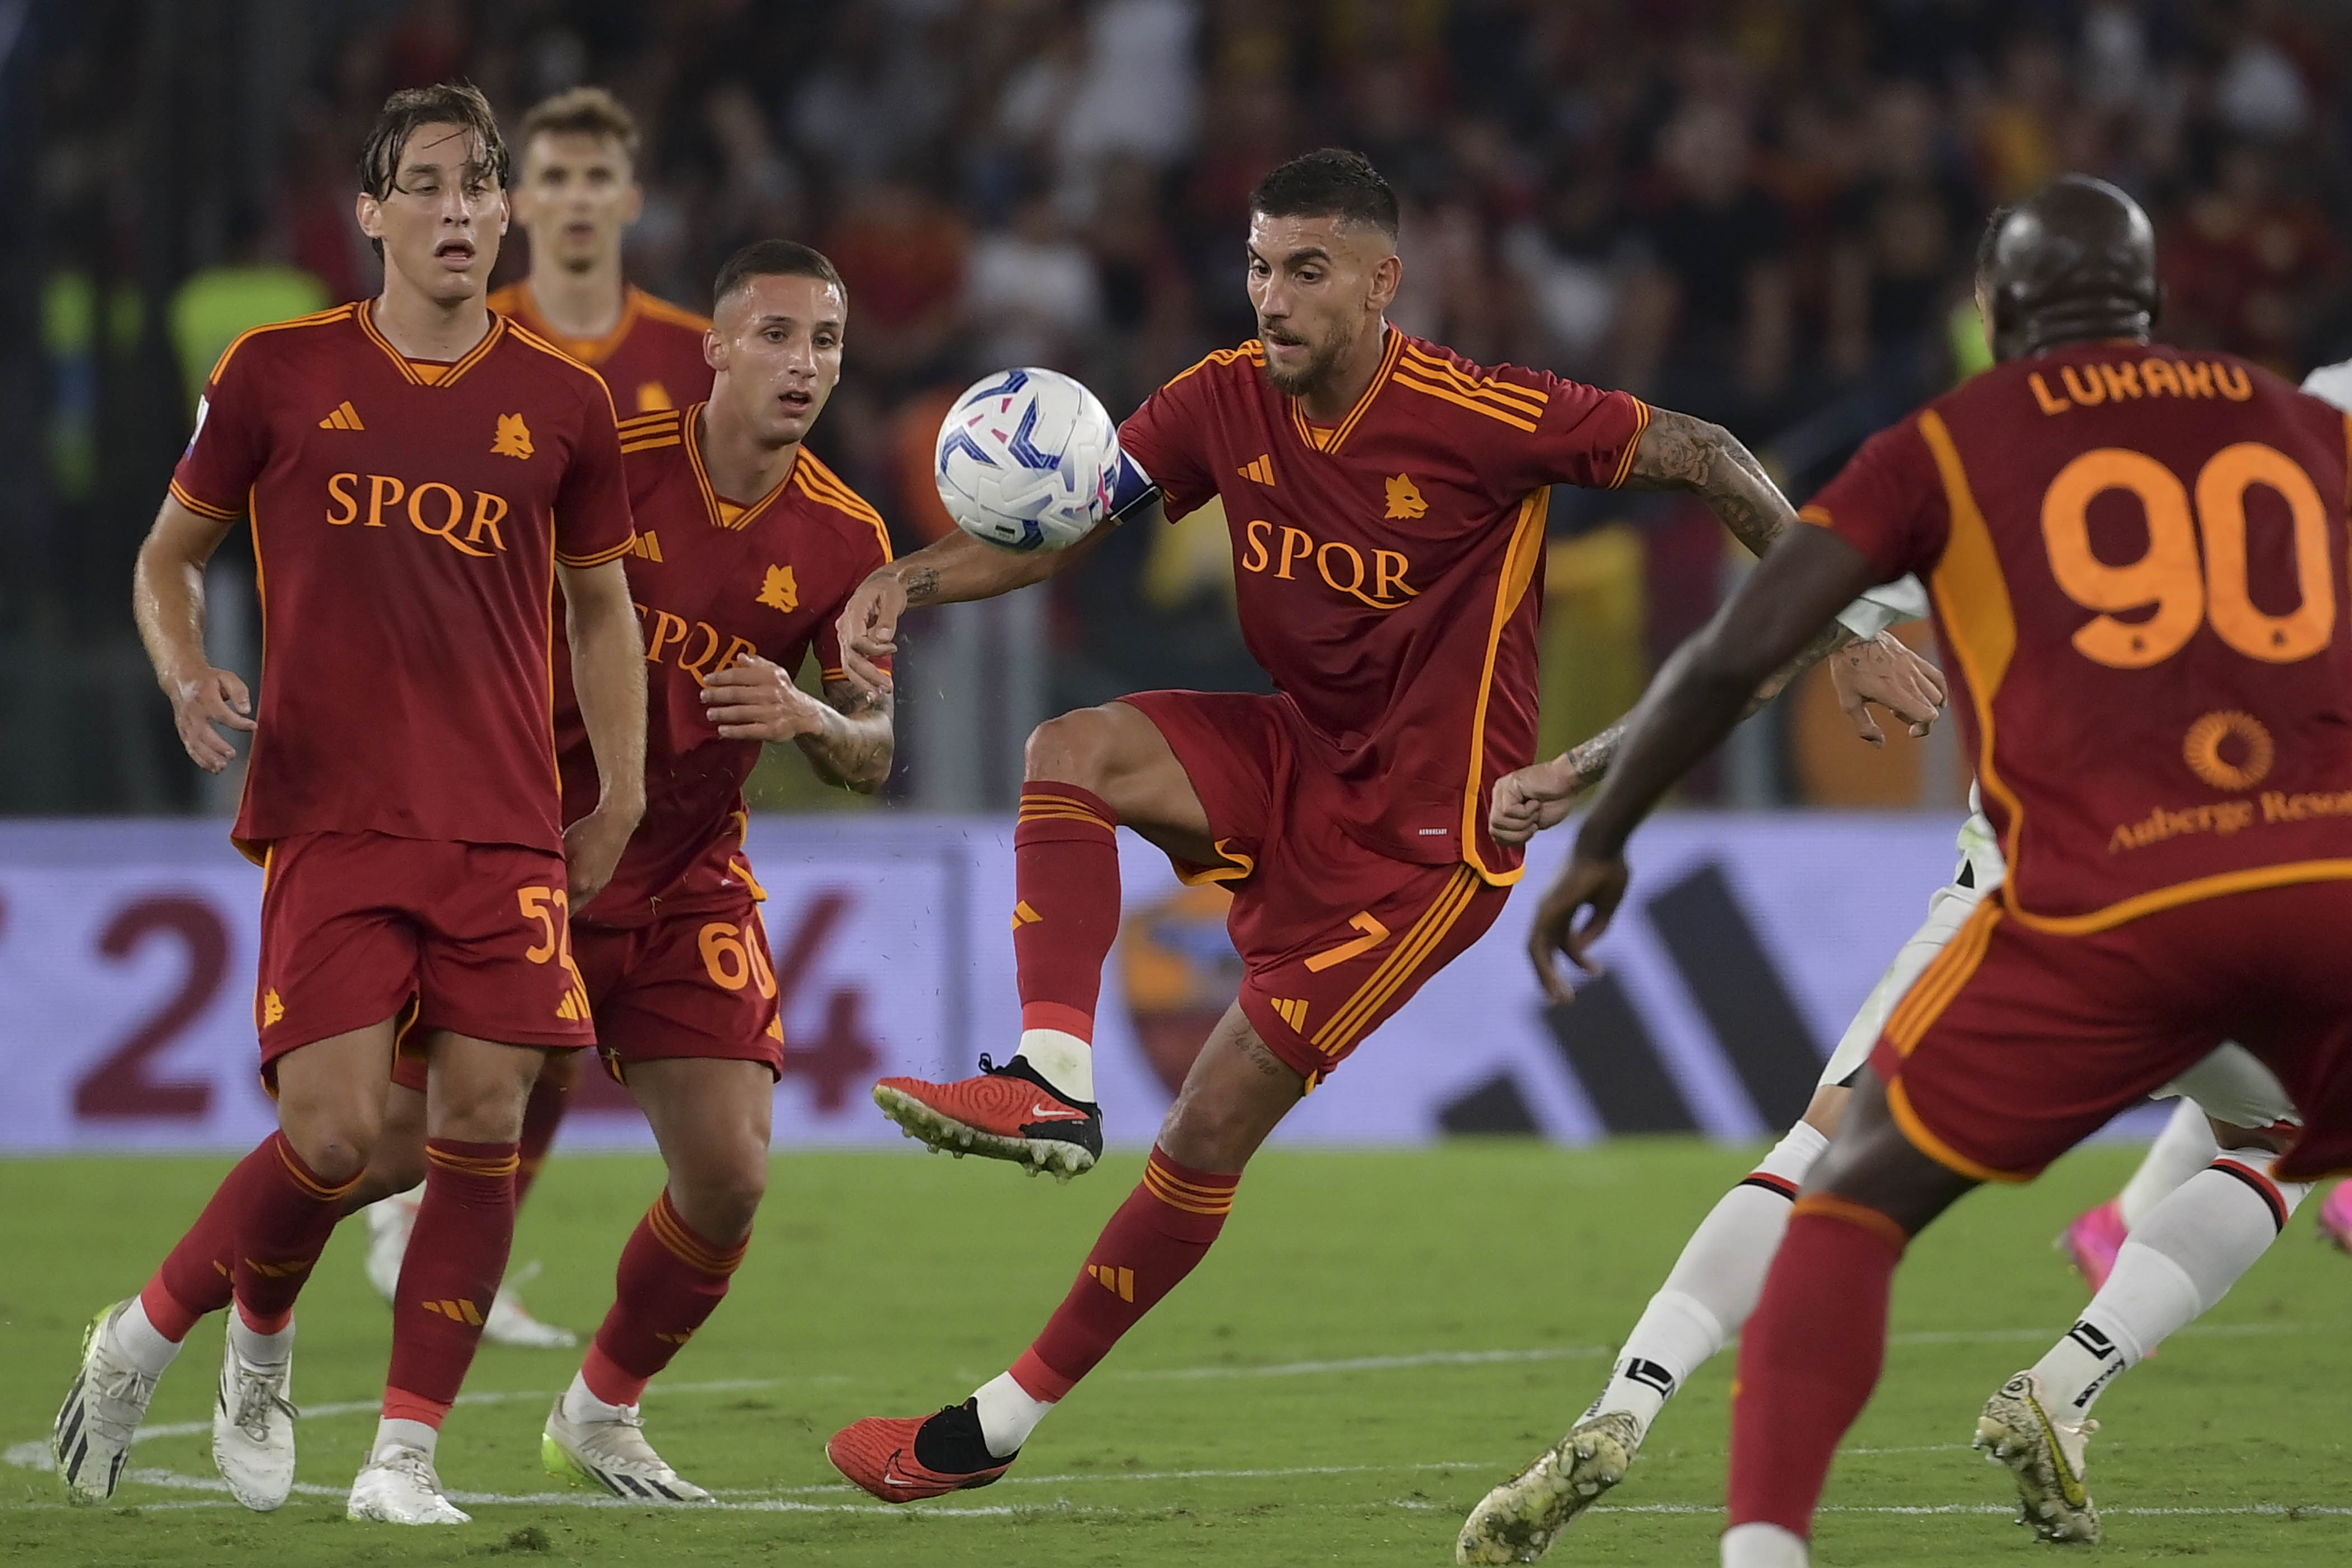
[712,240,847,311]
[1249,148,1401,242]
[519,85,641,170]
[359,82,510,203]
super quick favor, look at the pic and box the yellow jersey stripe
[1392,372,1541,433]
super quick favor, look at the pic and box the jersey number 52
[2042,442,2334,668]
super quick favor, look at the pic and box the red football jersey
[170,302,636,862]
[489,282,714,417]
[1804,340,2352,930]
[556,405,894,928]
[1118,330,1649,881]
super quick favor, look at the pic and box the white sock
[972,1370,1054,1458]
[227,1309,294,1368]
[1014,1028,1094,1103]
[113,1298,184,1378]
[2118,1099,2218,1228]
[1721,1520,1809,1567]
[370,1416,440,1463]
[561,1369,634,1424]
[1592,1121,1830,1439]
[2037,1150,2310,1419]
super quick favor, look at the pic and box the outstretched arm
[1618,407,1797,558]
[1523,525,1880,1000]
[833,499,1149,694]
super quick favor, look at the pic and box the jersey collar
[355,298,505,389]
[682,403,796,532]
[1287,325,1404,456]
[508,281,643,367]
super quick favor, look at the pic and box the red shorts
[1872,879,2352,1184]
[257,832,593,1078]
[390,897,783,1093]
[1121,690,1510,1087]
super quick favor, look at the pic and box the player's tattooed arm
[1618,408,1795,560]
[701,660,894,793]
[1490,621,1943,846]
[834,509,1138,694]
[135,496,255,774]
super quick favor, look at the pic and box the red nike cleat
[828,1401,1017,1502]
[2317,1182,2352,1254]
[2060,1198,2128,1291]
[873,1053,1102,1180]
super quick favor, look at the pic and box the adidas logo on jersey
[631,531,664,562]
[318,401,365,431]
[1086,1264,1135,1301]
[1269,997,1310,1032]
[1238,455,1276,486]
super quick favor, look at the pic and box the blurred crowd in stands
[21,0,2352,809]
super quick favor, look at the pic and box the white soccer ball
[935,367,1119,552]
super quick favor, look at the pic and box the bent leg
[1007,703,1215,1099]
[977,1007,1300,1453]
[575,1058,771,1410]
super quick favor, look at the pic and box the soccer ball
[934,367,1119,552]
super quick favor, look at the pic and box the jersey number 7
[2042,442,2334,668]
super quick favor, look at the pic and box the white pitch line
[1116,1345,1613,1380]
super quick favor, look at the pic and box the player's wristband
[1104,447,1160,525]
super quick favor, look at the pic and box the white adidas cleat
[212,1331,297,1510]
[1974,1369,2101,1544]
[543,1396,712,1502]
[1457,1410,1640,1564]
[347,1445,471,1524]
[52,1300,160,1503]
[363,1189,420,1303]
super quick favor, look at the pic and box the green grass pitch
[2,1141,2346,1565]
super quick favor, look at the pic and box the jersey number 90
[2042,442,2334,668]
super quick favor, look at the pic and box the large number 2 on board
[2041,442,2334,668]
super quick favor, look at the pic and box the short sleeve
[169,344,269,521]
[1482,365,1653,496]
[553,379,638,567]
[1797,418,1948,584]
[815,517,897,683]
[1117,361,1221,521]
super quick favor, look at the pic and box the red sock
[1011,1146,1239,1401]
[582,1189,749,1406]
[514,1068,571,1209]
[384,1138,520,1425]
[1727,1196,1907,1537]
[1014,782,1121,1042]
[137,1131,357,1340]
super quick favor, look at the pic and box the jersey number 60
[2042,442,2334,668]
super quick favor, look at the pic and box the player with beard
[816,147,1943,1500]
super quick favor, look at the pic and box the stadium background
[4,6,2352,1563]
[8,0,2352,1150]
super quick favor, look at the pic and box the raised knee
[1024,709,1117,789]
